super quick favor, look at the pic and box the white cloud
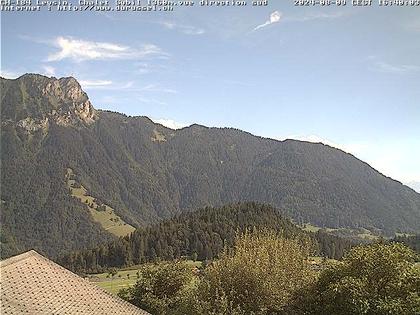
[134,62,168,75]
[253,11,282,31]
[136,63,152,74]
[151,118,190,130]
[0,69,21,79]
[1,66,55,79]
[79,80,113,89]
[375,62,420,74]
[42,65,56,76]
[120,82,135,89]
[368,56,420,74]
[137,96,168,106]
[139,84,178,94]
[223,79,252,87]
[160,21,205,35]
[47,37,167,62]
[1,66,54,79]
[80,80,135,90]
[79,80,177,94]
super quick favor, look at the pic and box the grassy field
[66,168,135,237]
[300,223,341,233]
[395,232,416,237]
[300,223,381,241]
[301,223,322,233]
[88,269,141,294]
[88,261,202,294]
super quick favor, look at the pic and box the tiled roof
[0,250,150,314]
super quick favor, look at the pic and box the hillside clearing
[66,168,135,237]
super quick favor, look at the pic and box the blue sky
[1,2,419,191]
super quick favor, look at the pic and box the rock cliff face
[1,74,96,134]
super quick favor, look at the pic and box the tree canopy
[300,243,420,315]
[115,231,420,315]
[58,203,355,273]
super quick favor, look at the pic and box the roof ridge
[0,250,41,268]
[1,250,150,314]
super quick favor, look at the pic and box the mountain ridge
[2,74,409,190]
[1,74,419,258]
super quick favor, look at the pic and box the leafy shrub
[196,229,316,314]
[298,243,420,315]
[118,261,196,315]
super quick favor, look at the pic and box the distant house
[0,250,149,314]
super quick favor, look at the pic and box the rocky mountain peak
[1,74,97,132]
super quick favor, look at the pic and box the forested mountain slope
[59,203,355,273]
[1,74,420,258]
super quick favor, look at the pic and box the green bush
[196,229,316,314]
[118,233,420,315]
[299,242,420,315]
[118,261,196,315]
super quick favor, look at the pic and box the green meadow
[66,168,135,237]
[89,261,202,294]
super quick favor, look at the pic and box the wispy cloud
[151,118,190,130]
[41,65,56,76]
[253,11,282,31]
[136,63,153,74]
[79,79,177,95]
[223,79,253,87]
[139,84,178,94]
[137,97,167,106]
[1,66,54,79]
[46,36,168,62]
[79,80,113,89]
[134,62,169,75]
[368,56,420,74]
[0,69,21,79]
[160,21,205,35]
[375,62,420,74]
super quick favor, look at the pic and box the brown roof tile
[0,250,150,315]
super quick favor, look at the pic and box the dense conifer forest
[58,203,355,273]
